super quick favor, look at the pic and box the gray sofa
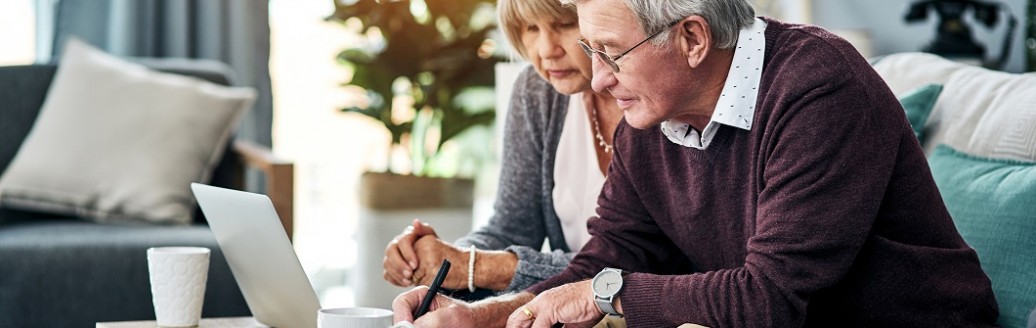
[873,53,1036,328]
[0,61,293,327]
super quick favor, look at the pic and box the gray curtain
[49,0,273,148]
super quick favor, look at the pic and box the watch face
[592,269,623,297]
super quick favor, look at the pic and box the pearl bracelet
[467,245,476,292]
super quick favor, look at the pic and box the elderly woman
[381,0,622,295]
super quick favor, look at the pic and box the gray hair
[559,0,755,50]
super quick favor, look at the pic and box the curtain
[49,0,273,148]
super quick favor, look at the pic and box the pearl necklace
[591,105,613,153]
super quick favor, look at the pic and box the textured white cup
[318,307,393,328]
[147,247,210,328]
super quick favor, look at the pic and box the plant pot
[358,172,474,210]
[351,172,475,309]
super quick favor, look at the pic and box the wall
[810,0,1029,73]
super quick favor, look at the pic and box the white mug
[317,307,393,328]
[147,247,210,328]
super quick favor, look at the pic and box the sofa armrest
[232,139,295,241]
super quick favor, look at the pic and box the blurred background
[1,0,1033,309]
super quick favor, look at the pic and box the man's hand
[393,287,534,328]
[392,286,476,327]
[506,280,605,328]
[384,219,438,286]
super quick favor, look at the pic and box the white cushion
[0,38,255,225]
[874,52,1036,161]
[928,68,1036,162]
[872,52,970,96]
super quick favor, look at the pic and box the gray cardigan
[454,66,575,292]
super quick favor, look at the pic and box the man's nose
[590,58,616,94]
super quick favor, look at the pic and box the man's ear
[677,16,712,69]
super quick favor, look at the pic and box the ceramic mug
[317,307,394,328]
[147,247,210,328]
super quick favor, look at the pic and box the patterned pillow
[922,66,1036,161]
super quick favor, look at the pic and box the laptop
[191,183,321,328]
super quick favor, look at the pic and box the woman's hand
[410,236,521,291]
[412,235,470,289]
[383,219,439,287]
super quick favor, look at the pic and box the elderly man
[391,0,999,327]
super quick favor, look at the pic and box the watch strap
[595,295,620,316]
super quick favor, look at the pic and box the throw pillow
[923,66,1036,161]
[872,52,968,96]
[0,38,255,225]
[929,145,1036,328]
[897,84,942,142]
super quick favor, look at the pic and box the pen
[413,259,451,319]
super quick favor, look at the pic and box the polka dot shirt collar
[661,18,767,150]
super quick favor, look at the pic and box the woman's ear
[677,16,712,69]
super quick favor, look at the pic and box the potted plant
[329,0,500,210]
[327,0,501,308]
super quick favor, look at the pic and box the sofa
[0,59,293,327]
[873,53,1036,328]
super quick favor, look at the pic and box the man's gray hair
[559,0,755,50]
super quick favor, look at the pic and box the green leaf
[331,0,502,176]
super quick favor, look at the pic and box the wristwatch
[591,267,624,317]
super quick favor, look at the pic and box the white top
[552,92,604,252]
[661,17,768,150]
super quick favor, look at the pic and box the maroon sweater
[527,19,998,327]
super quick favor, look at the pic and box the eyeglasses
[577,20,681,73]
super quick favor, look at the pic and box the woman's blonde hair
[498,0,579,59]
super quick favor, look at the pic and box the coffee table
[95,317,269,327]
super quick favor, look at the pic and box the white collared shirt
[661,18,767,150]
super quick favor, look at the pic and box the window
[269,0,377,307]
[269,0,501,307]
[0,0,36,65]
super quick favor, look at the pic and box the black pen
[413,259,451,319]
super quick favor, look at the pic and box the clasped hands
[383,219,469,289]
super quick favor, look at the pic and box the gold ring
[522,306,534,319]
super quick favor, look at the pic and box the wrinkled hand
[392,286,478,328]
[384,219,439,287]
[412,235,469,289]
[506,280,603,328]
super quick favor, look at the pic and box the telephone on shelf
[904,0,1017,69]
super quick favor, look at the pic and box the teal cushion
[929,145,1036,328]
[898,84,942,141]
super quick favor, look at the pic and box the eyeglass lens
[578,40,620,72]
